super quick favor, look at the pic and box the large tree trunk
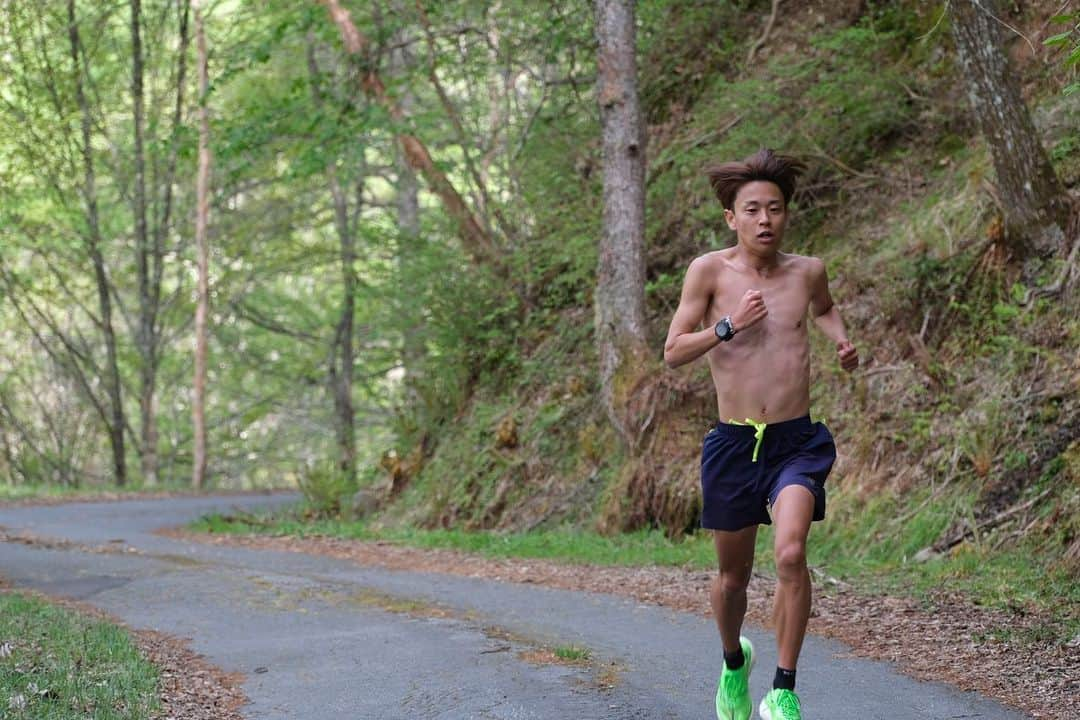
[320,0,497,268]
[130,0,159,484]
[951,0,1068,256]
[191,0,210,490]
[68,0,127,486]
[594,0,650,445]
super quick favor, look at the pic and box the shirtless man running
[663,149,858,720]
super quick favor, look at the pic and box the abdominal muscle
[706,316,812,424]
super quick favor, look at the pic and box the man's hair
[705,148,807,210]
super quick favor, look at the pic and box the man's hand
[837,340,858,372]
[731,290,767,333]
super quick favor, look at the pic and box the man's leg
[712,525,758,720]
[710,526,758,653]
[771,485,815,671]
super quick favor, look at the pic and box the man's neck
[733,245,781,275]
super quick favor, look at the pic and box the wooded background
[1,2,1077,565]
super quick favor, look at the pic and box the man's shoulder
[780,252,826,275]
[687,249,734,273]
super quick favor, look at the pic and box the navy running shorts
[700,415,835,532]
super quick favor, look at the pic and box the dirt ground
[170,529,1078,720]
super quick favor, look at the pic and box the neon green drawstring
[728,418,768,462]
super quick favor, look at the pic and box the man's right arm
[663,258,719,369]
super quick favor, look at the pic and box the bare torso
[701,249,815,423]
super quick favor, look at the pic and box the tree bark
[319,0,498,267]
[594,0,650,445]
[130,0,159,484]
[191,0,210,490]
[951,0,1068,256]
[68,0,127,486]
[329,170,359,484]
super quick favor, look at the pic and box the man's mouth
[757,231,775,240]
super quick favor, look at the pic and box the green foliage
[636,0,746,121]
[1044,13,1080,95]
[801,26,917,162]
[0,593,159,719]
[297,461,356,517]
[553,645,591,662]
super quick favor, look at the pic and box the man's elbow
[663,344,683,369]
[663,345,675,368]
[812,300,834,319]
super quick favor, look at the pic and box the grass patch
[191,509,717,568]
[553,645,591,662]
[0,592,158,719]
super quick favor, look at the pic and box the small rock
[913,547,939,563]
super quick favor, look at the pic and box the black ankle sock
[773,667,796,691]
[723,646,745,671]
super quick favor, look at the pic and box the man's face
[723,180,788,255]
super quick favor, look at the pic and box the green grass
[192,510,718,568]
[553,645,591,662]
[0,592,159,719]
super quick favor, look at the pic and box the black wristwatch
[714,316,736,342]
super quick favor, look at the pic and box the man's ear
[724,208,736,230]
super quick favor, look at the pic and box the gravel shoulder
[167,529,1077,720]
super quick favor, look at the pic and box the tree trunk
[594,0,650,445]
[951,0,1068,256]
[389,13,424,401]
[68,0,127,486]
[306,37,358,485]
[320,0,498,268]
[130,0,159,484]
[330,171,358,484]
[191,0,210,490]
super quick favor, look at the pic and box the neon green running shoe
[715,636,754,720]
[758,688,801,720]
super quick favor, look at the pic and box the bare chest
[708,272,812,333]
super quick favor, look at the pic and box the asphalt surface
[0,494,1031,719]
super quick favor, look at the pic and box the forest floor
[171,528,1078,720]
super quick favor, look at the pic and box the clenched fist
[837,340,859,372]
[731,289,767,333]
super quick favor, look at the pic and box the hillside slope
[376,1,1078,634]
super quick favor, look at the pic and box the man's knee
[774,540,807,578]
[716,565,752,594]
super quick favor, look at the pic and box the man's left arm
[808,259,858,372]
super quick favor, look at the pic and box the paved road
[0,495,1029,719]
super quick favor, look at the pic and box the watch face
[716,318,733,340]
